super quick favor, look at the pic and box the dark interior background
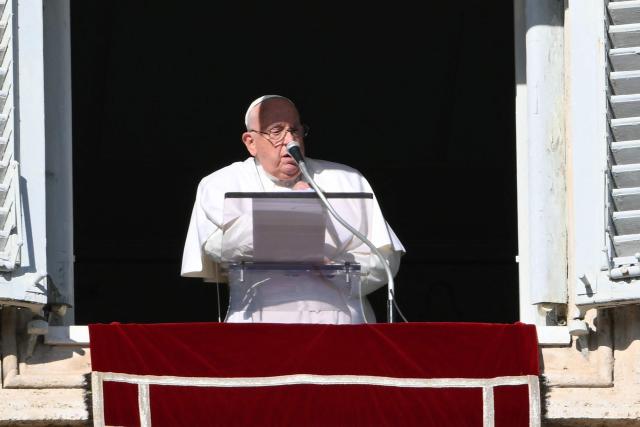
[71,2,518,324]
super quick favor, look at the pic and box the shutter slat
[611,117,640,140]
[610,48,640,71]
[610,24,640,48]
[609,1,640,25]
[610,94,640,117]
[613,209,640,233]
[611,140,640,163]
[613,234,640,256]
[610,70,640,94]
[612,163,640,187]
[613,187,640,210]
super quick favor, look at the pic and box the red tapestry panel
[89,322,539,426]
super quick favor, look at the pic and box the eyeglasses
[248,124,310,146]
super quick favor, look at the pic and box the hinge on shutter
[609,254,640,279]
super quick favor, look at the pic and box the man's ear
[242,132,257,156]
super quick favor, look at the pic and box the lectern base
[225,262,374,324]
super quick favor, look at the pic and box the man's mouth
[282,156,298,165]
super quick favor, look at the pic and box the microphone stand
[287,143,395,323]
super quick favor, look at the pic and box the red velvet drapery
[89,322,539,427]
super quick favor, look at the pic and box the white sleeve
[181,180,226,282]
[349,177,405,296]
[349,244,403,297]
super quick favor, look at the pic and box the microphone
[286,141,305,165]
[284,139,396,324]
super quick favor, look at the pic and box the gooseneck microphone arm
[286,141,396,323]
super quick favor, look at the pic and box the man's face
[242,98,306,181]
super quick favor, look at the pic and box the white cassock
[181,157,405,324]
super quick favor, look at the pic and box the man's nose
[280,137,302,156]
[283,129,298,143]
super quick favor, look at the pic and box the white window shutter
[608,2,640,271]
[0,2,19,271]
[575,0,640,310]
[0,0,48,308]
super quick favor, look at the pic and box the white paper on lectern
[252,197,325,262]
[221,193,373,264]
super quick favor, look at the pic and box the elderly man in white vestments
[181,95,405,324]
